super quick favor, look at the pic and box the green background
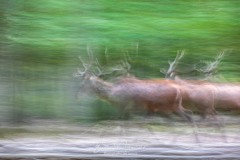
[0,0,239,123]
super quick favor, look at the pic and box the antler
[195,51,225,80]
[74,46,134,79]
[160,51,226,80]
[74,46,95,78]
[121,53,132,76]
[160,50,185,79]
[95,54,132,78]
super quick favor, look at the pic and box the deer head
[74,47,131,99]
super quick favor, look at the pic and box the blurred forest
[0,0,239,124]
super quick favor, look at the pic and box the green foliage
[0,0,239,123]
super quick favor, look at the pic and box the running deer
[161,52,235,142]
[74,52,194,123]
[159,51,220,119]
[160,51,240,119]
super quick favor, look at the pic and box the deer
[161,52,240,143]
[161,51,240,117]
[158,51,239,143]
[158,51,225,120]
[74,50,199,127]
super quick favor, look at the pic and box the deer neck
[89,76,113,100]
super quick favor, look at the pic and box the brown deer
[172,81,239,123]
[158,52,232,142]
[74,50,203,142]
[158,51,225,120]
[161,51,240,121]
[74,52,195,123]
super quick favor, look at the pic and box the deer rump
[213,84,240,111]
[169,80,240,118]
[109,80,190,120]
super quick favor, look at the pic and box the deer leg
[213,115,227,143]
[178,109,193,122]
[116,102,133,120]
[206,110,227,142]
[176,108,200,143]
[199,96,228,143]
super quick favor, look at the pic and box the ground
[0,115,240,160]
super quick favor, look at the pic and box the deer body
[75,51,196,122]
[171,80,240,118]
[174,80,216,119]
[130,78,216,119]
[97,77,239,120]
[78,75,192,121]
[112,79,181,112]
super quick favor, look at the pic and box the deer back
[110,78,182,113]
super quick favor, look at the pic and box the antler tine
[121,54,132,75]
[179,50,185,60]
[174,50,185,64]
[95,66,103,77]
[75,46,95,77]
[208,52,225,70]
[216,51,225,61]
[74,67,86,78]
[95,57,101,68]
[94,56,121,77]
[94,57,105,77]
[125,51,132,61]
[104,47,109,63]
[123,53,131,70]
[86,45,94,65]
[122,59,131,71]
[165,50,185,78]
[195,52,226,80]
[160,68,167,74]
[95,53,132,77]
[78,56,89,70]
[75,56,89,78]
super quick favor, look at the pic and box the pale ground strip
[0,116,240,159]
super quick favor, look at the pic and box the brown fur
[145,78,240,118]
[78,75,193,121]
